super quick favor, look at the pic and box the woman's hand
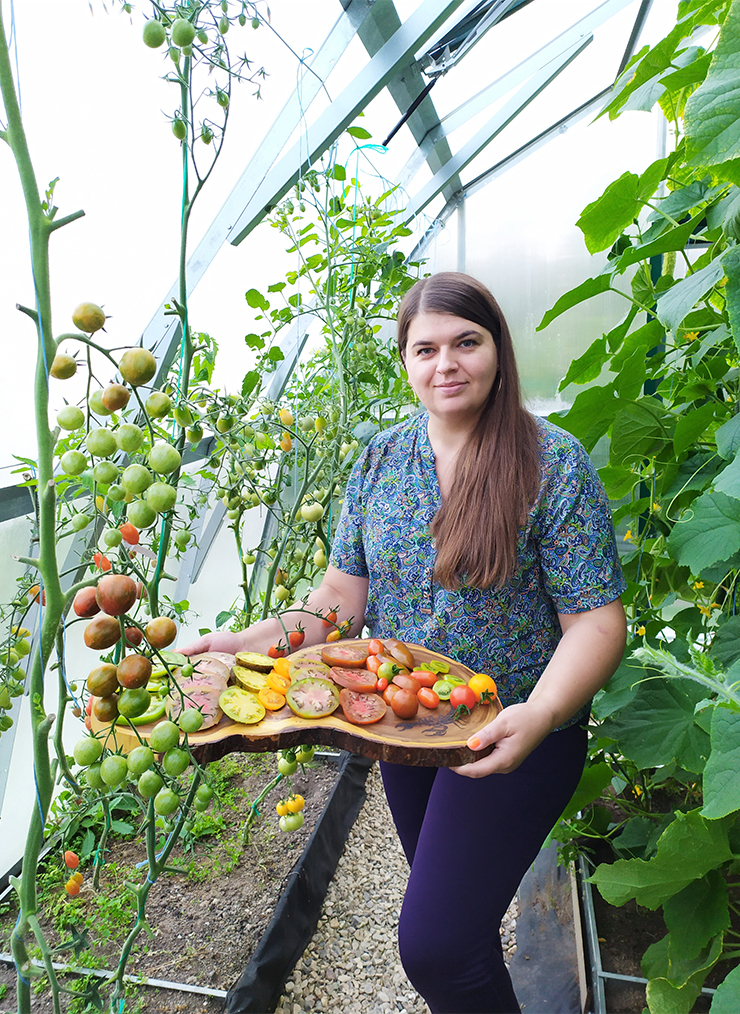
[451,700,554,778]
[180,630,253,656]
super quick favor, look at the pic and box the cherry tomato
[385,638,416,669]
[295,745,315,764]
[382,684,400,707]
[367,638,385,655]
[322,608,338,628]
[376,677,388,692]
[277,754,298,776]
[450,685,477,711]
[288,626,305,649]
[287,793,305,813]
[377,661,400,681]
[64,850,80,870]
[390,688,418,720]
[366,654,383,675]
[418,687,440,709]
[392,673,421,695]
[268,643,287,659]
[276,799,289,816]
[325,629,341,642]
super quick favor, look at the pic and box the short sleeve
[329,448,370,578]
[533,432,626,613]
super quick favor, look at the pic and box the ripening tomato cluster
[275,792,306,832]
[63,850,84,897]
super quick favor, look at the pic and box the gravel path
[274,762,518,1014]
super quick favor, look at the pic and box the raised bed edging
[225,751,373,1014]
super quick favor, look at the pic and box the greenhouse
[2,0,740,1011]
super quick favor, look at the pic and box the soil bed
[0,751,340,1013]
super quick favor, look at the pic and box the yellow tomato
[258,687,286,711]
[268,670,292,693]
[276,799,289,816]
[287,793,305,813]
[272,656,291,678]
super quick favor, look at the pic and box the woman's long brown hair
[397,272,541,590]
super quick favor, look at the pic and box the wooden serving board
[96,640,502,767]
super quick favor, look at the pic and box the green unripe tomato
[85,762,106,790]
[149,441,181,475]
[88,389,113,417]
[153,787,180,815]
[60,450,88,476]
[146,482,178,513]
[172,118,187,141]
[275,585,290,602]
[173,404,193,427]
[296,745,315,764]
[277,755,298,776]
[137,769,164,799]
[93,460,119,485]
[170,17,196,47]
[86,427,117,458]
[70,513,91,532]
[103,528,123,548]
[216,414,234,433]
[242,552,256,565]
[314,549,327,568]
[197,29,208,44]
[178,709,204,734]
[218,17,229,36]
[107,484,126,502]
[163,747,190,777]
[121,464,153,495]
[297,416,315,432]
[142,19,166,48]
[57,405,85,430]
[73,736,103,767]
[127,500,157,529]
[100,754,129,787]
[146,391,172,418]
[149,720,180,753]
[127,745,154,776]
[301,502,325,522]
[186,423,203,444]
[117,423,145,453]
[174,529,192,549]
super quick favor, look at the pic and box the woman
[184,272,626,1013]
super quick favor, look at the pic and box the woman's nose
[436,347,458,373]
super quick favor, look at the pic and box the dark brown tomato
[95,574,138,617]
[329,667,378,693]
[93,694,119,723]
[391,688,418,720]
[116,653,152,689]
[320,644,369,669]
[385,638,416,669]
[339,689,387,725]
[375,652,409,674]
[125,626,143,647]
[73,586,101,618]
[86,663,118,697]
[84,615,121,650]
[392,673,421,695]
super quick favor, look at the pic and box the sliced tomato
[320,644,369,669]
[267,670,292,693]
[288,658,331,681]
[339,689,387,725]
[219,687,266,725]
[329,666,378,693]
[286,677,340,719]
[411,670,438,689]
[367,638,385,655]
[258,687,287,711]
[385,638,416,669]
[393,673,421,695]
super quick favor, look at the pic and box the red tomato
[412,670,438,689]
[390,688,418,720]
[393,673,421,695]
[450,685,477,711]
[376,677,388,692]
[268,643,287,659]
[418,687,440,709]
[119,522,140,545]
[367,638,385,655]
[322,608,338,628]
[288,626,305,649]
[339,689,387,725]
[329,667,378,693]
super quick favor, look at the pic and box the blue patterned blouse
[330,411,625,727]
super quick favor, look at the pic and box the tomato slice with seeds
[339,689,387,725]
[258,687,287,711]
[286,678,340,719]
[320,644,369,669]
[329,666,378,693]
[267,670,292,693]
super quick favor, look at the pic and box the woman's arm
[452,597,626,778]
[180,565,369,656]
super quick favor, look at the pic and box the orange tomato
[325,629,341,642]
[467,673,497,702]
[258,687,286,711]
[366,654,382,675]
[268,670,292,693]
[367,638,385,655]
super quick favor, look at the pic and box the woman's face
[403,312,499,427]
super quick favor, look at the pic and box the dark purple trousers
[380,721,588,1014]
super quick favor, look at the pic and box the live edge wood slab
[100,640,503,767]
